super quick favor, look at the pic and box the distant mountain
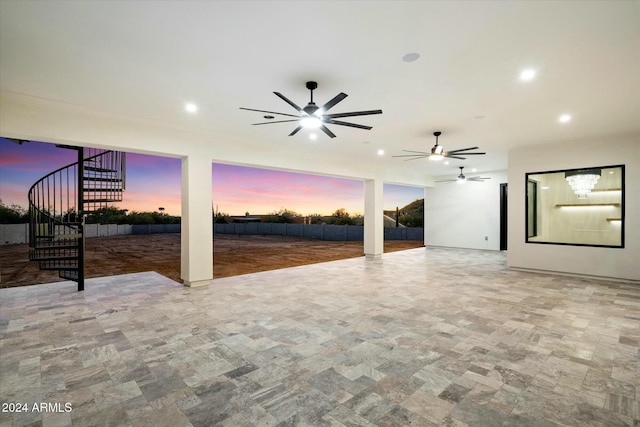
[384,198,423,217]
[384,199,424,228]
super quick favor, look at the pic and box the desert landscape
[0,234,423,288]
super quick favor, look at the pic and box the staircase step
[40,265,79,271]
[84,166,118,173]
[84,177,123,182]
[83,198,122,203]
[55,144,82,151]
[33,255,78,262]
[32,244,78,250]
[34,236,80,241]
[83,188,124,192]
[53,234,82,240]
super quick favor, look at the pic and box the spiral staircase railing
[28,146,126,291]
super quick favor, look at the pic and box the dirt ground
[0,234,424,288]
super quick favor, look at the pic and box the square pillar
[364,178,384,258]
[180,154,213,287]
[423,187,428,247]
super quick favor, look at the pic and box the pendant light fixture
[565,168,601,199]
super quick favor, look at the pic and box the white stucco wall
[508,136,639,282]
[425,170,508,251]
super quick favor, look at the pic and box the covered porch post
[423,186,428,247]
[364,177,384,258]
[180,154,213,287]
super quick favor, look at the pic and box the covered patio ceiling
[1,1,638,182]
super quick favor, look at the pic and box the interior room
[1,1,638,426]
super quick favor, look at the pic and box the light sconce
[565,168,601,199]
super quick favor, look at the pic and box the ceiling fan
[240,81,382,138]
[393,131,485,161]
[437,167,491,184]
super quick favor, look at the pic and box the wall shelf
[555,203,620,208]
[606,218,622,222]
[591,188,622,192]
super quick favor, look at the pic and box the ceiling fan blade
[324,119,373,130]
[391,154,429,160]
[443,155,467,160]
[320,92,348,113]
[468,177,491,181]
[400,149,431,155]
[324,109,383,119]
[274,92,303,113]
[289,126,303,136]
[446,152,486,156]
[435,179,458,183]
[252,119,300,125]
[319,125,336,138]
[446,146,480,153]
[239,107,300,118]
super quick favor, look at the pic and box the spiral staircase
[28,146,126,291]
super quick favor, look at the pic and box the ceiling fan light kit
[240,81,382,138]
[300,116,322,129]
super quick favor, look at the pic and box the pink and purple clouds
[1,138,423,217]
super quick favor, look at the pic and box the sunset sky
[0,138,423,217]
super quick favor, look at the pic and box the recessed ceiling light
[185,102,198,113]
[519,68,537,81]
[309,133,317,141]
[377,149,385,156]
[472,168,477,172]
[558,114,572,123]
[402,53,420,63]
[444,161,450,165]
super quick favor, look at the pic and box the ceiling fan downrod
[304,81,319,115]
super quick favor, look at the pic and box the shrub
[0,200,28,224]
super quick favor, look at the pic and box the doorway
[500,183,508,251]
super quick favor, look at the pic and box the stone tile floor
[1,247,638,427]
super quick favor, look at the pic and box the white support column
[423,187,428,247]
[180,154,213,287]
[364,178,384,258]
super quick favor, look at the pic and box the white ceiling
[1,1,639,180]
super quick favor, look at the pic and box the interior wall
[508,135,640,282]
[424,170,508,251]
